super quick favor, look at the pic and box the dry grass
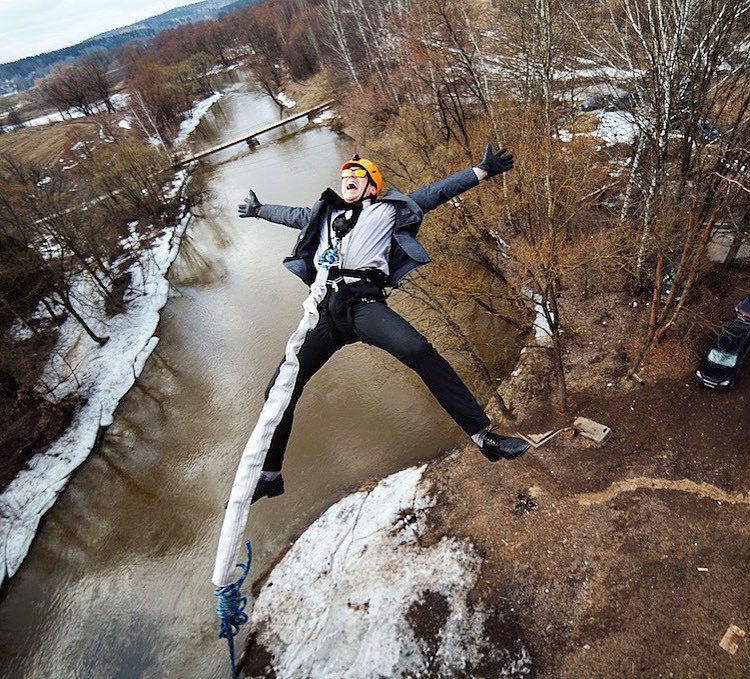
[0,112,144,169]
[284,68,338,111]
[1,122,81,168]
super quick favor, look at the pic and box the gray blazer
[257,167,480,287]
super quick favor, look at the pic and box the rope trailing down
[214,541,252,679]
[212,257,335,587]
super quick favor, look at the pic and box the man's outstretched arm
[238,190,312,230]
[408,144,514,213]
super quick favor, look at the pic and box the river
[0,78,466,677]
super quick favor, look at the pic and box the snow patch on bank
[523,290,552,347]
[275,91,297,109]
[595,110,638,146]
[174,91,223,146]
[312,109,335,124]
[249,466,532,678]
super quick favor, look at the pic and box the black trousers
[262,283,490,472]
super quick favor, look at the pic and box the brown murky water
[0,79,467,677]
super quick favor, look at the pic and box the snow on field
[0,93,221,586]
[560,111,639,147]
[19,92,132,128]
[22,107,88,127]
[594,110,638,145]
[249,465,532,678]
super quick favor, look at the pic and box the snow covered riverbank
[0,92,225,586]
[0,210,191,586]
[245,464,532,678]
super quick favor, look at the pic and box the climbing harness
[214,541,252,679]
[327,265,387,288]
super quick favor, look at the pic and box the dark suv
[695,319,750,390]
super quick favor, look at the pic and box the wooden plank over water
[175,99,335,166]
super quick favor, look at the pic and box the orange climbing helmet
[341,155,383,195]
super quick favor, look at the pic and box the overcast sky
[0,1,194,64]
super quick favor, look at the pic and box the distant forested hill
[0,0,259,85]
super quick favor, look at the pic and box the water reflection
[168,230,228,287]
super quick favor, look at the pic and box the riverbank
[0,91,229,586]
[0,77,382,677]
[0,194,192,586]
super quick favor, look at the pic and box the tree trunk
[54,287,109,345]
[543,290,567,412]
[628,254,663,377]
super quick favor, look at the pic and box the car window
[707,348,738,367]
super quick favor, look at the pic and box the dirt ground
[417,268,750,677]
[421,370,748,677]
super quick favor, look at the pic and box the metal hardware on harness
[327,266,387,287]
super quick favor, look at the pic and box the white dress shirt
[314,199,397,277]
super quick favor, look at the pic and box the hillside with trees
[0,0,261,88]
[0,0,748,507]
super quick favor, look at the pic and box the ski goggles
[341,167,369,179]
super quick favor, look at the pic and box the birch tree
[320,0,366,92]
[475,0,598,412]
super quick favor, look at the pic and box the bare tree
[320,0,366,92]
[464,0,599,412]
[400,268,516,418]
[91,141,172,219]
[127,61,189,140]
[38,52,117,118]
[566,0,750,372]
[78,53,116,113]
[0,156,122,345]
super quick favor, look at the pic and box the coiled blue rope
[318,245,338,270]
[214,540,252,679]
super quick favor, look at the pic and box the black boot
[251,475,285,504]
[480,432,530,461]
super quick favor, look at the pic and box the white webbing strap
[212,266,330,587]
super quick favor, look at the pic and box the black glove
[238,190,262,218]
[477,144,514,178]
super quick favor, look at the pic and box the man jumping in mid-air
[238,144,530,502]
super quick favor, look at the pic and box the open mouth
[346,181,358,190]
